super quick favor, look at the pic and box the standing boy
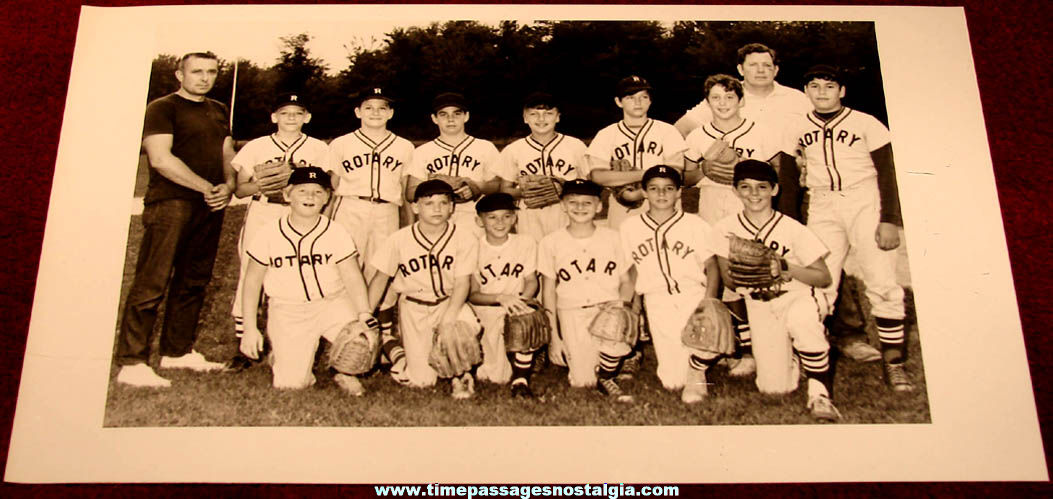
[497,91,586,241]
[781,65,912,392]
[406,92,499,236]
[586,76,686,229]
[239,167,375,394]
[367,180,482,398]
[538,180,635,402]
[711,160,840,421]
[226,92,331,371]
[468,193,541,396]
[619,166,722,402]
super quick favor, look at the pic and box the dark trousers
[116,199,224,365]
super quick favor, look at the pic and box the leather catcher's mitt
[429,174,473,202]
[428,320,482,378]
[701,140,740,185]
[255,160,294,202]
[727,235,785,296]
[520,175,563,209]
[503,299,551,352]
[328,317,381,375]
[681,297,735,356]
[588,302,638,346]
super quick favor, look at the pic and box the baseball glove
[255,159,294,202]
[503,299,551,352]
[328,317,381,375]
[428,320,482,378]
[727,235,784,292]
[520,175,563,209]
[701,140,740,185]
[429,174,473,202]
[588,302,638,346]
[681,297,735,356]
[607,158,645,209]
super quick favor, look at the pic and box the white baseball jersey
[782,107,891,191]
[712,210,829,295]
[685,118,784,189]
[497,133,586,182]
[619,211,716,297]
[476,234,537,296]
[326,130,414,204]
[371,222,478,301]
[408,136,499,214]
[245,215,358,305]
[683,81,811,129]
[231,133,329,174]
[538,227,627,309]
[585,119,686,174]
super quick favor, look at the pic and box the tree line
[147,21,888,144]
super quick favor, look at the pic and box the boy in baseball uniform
[781,65,912,392]
[497,91,586,241]
[586,75,687,229]
[538,179,635,402]
[406,92,500,237]
[468,193,541,397]
[711,160,840,421]
[227,92,330,372]
[239,167,375,394]
[325,87,415,384]
[367,180,482,398]
[619,166,722,403]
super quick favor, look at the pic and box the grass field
[104,203,929,427]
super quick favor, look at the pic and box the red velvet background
[0,0,1048,494]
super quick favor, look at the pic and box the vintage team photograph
[103,17,930,427]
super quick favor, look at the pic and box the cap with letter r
[616,75,652,98]
[802,64,843,86]
[431,92,468,113]
[475,193,519,214]
[560,179,603,198]
[357,86,395,106]
[288,166,331,190]
[413,178,456,201]
[642,165,683,189]
[273,92,309,112]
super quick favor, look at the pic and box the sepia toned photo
[5,4,1045,484]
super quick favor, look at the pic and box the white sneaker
[116,363,171,388]
[389,356,411,385]
[334,373,365,396]
[451,373,475,400]
[159,350,225,371]
[727,354,757,377]
[682,368,708,404]
[807,394,842,421]
[841,341,882,362]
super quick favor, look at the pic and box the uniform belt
[252,193,289,206]
[404,295,449,307]
[749,289,787,302]
[354,196,389,204]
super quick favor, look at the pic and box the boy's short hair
[642,165,683,189]
[733,160,779,187]
[288,166,332,190]
[523,91,558,110]
[431,92,468,113]
[272,92,309,112]
[413,179,456,202]
[356,86,395,107]
[476,193,518,214]
[560,179,603,198]
[736,43,778,65]
[803,64,843,86]
[615,75,652,99]
[703,74,744,100]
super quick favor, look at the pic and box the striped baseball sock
[875,317,907,364]
[689,354,718,371]
[724,298,752,356]
[509,352,534,385]
[798,349,833,398]
[597,352,624,380]
[233,316,244,338]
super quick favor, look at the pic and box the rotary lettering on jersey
[478,262,525,286]
[611,140,663,160]
[518,157,576,177]
[796,128,864,148]
[268,253,336,268]
[628,237,697,265]
[555,258,618,283]
[396,254,455,277]
[424,154,483,175]
[340,152,403,173]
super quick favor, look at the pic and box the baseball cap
[615,75,652,98]
[523,91,558,110]
[287,166,332,190]
[272,92,309,112]
[802,64,843,86]
[733,160,779,186]
[431,92,468,113]
[560,179,603,198]
[356,86,395,106]
[413,179,456,201]
[642,165,683,189]
[475,193,519,214]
